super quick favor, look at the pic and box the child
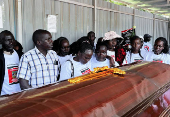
[144,37,170,64]
[103,31,126,66]
[53,37,72,65]
[91,42,110,70]
[126,36,144,63]
[60,43,93,81]
[0,30,21,95]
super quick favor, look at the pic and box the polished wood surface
[0,62,170,117]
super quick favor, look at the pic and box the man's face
[154,40,164,55]
[95,45,107,61]
[79,49,93,64]
[131,38,142,52]
[2,35,14,52]
[39,33,53,51]
[145,37,151,42]
[60,40,70,56]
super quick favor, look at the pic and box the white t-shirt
[60,57,92,81]
[58,54,72,65]
[107,50,126,66]
[141,42,153,52]
[126,51,144,64]
[1,50,21,95]
[144,51,170,65]
[91,56,110,70]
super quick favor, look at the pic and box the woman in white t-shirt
[144,37,170,64]
[91,42,110,70]
[60,43,93,81]
[53,37,72,65]
[126,36,145,64]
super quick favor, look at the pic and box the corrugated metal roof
[107,0,170,17]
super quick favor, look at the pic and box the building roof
[107,0,170,17]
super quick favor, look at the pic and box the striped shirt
[17,47,60,88]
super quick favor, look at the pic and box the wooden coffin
[0,62,170,117]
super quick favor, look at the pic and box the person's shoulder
[24,48,36,56]
[48,50,57,54]
[126,51,130,55]
[145,51,154,58]
[164,53,170,57]
[48,50,59,59]
[148,51,154,54]
[61,58,73,68]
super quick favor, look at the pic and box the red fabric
[115,47,126,65]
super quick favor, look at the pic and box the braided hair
[130,36,143,61]
[52,37,68,54]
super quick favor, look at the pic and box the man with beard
[17,29,60,90]
[0,30,21,95]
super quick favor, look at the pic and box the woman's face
[60,40,70,56]
[79,49,93,64]
[131,38,142,52]
[154,40,164,55]
[108,39,117,48]
[95,45,107,61]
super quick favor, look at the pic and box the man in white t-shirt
[0,30,21,95]
[141,34,153,52]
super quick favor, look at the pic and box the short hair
[77,36,89,45]
[97,37,103,44]
[52,37,68,53]
[79,42,93,53]
[155,37,169,54]
[0,30,15,43]
[130,35,141,44]
[32,29,51,45]
[87,31,95,37]
[95,42,107,53]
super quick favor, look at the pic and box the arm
[106,55,115,68]
[17,54,32,89]
[19,78,32,90]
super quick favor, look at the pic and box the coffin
[0,62,170,117]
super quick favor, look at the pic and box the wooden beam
[108,0,131,5]
[56,0,94,8]
[136,4,170,9]
[161,12,170,14]
[134,0,165,6]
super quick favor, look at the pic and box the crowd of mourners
[0,29,170,96]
